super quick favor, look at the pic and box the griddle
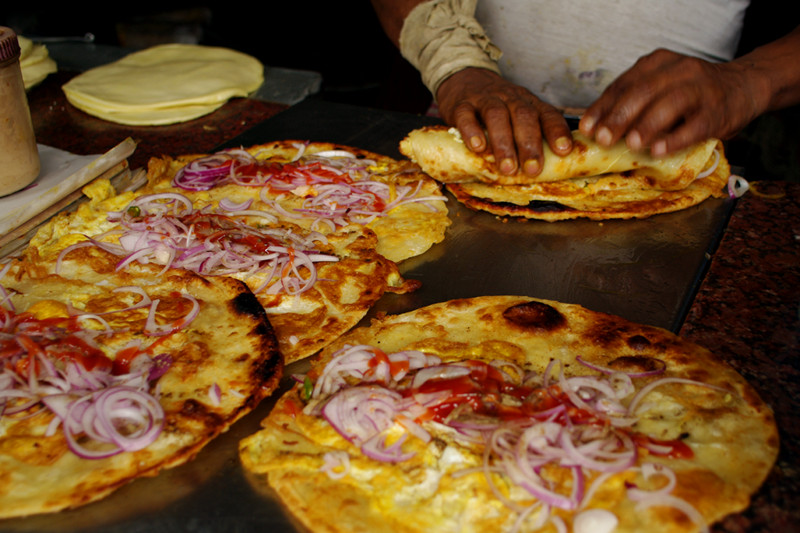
[0,99,736,533]
[224,98,734,333]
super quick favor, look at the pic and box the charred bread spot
[489,198,574,213]
[252,338,282,393]
[608,355,666,374]
[626,335,652,351]
[502,301,566,332]
[584,315,667,349]
[445,184,576,214]
[231,290,268,320]
[179,399,224,425]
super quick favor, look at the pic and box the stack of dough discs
[62,43,264,125]
[18,35,57,89]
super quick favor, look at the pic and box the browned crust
[243,295,779,533]
[0,253,282,518]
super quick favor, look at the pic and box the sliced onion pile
[62,192,339,296]
[0,289,197,459]
[171,146,446,230]
[305,345,716,530]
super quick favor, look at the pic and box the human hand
[436,68,573,176]
[579,48,764,157]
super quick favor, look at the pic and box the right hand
[436,68,573,177]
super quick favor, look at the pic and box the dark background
[2,1,798,181]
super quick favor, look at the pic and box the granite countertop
[23,71,800,532]
[680,180,800,532]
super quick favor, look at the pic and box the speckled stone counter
[24,71,800,532]
[681,181,800,532]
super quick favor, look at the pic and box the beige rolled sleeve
[399,0,503,97]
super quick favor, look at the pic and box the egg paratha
[399,126,730,221]
[239,295,778,533]
[141,140,451,263]
[445,154,729,221]
[23,181,413,364]
[400,126,721,188]
[0,252,281,518]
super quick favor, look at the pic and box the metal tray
[0,99,735,533]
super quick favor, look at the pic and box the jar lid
[0,27,21,63]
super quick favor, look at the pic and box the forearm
[735,25,800,114]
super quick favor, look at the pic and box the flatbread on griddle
[399,125,730,221]
[399,126,721,188]
[142,140,451,263]
[0,253,281,518]
[240,295,778,533]
[22,183,410,364]
[446,151,729,221]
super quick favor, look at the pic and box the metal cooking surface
[0,99,735,533]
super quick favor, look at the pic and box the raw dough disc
[62,43,264,125]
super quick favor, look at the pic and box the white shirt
[475,0,750,109]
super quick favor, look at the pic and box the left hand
[579,48,763,156]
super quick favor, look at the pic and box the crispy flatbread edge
[444,152,730,221]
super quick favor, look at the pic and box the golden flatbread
[240,295,778,533]
[0,252,281,518]
[22,181,410,364]
[445,155,729,221]
[399,126,730,221]
[399,126,721,188]
[142,140,451,263]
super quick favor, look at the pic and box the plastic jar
[0,26,40,197]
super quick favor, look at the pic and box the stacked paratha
[400,126,730,221]
[61,44,264,125]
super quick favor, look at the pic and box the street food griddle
[0,98,735,533]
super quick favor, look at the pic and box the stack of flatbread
[18,35,57,89]
[62,43,264,125]
[399,126,730,221]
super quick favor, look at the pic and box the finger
[624,90,700,151]
[580,76,634,137]
[480,100,518,174]
[539,106,573,156]
[506,100,545,176]
[582,50,684,142]
[649,112,714,156]
[451,102,488,153]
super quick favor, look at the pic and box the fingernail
[627,131,642,150]
[597,127,613,146]
[469,136,483,150]
[580,115,595,132]
[555,136,571,152]
[499,158,517,174]
[523,159,540,175]
[652,140,667,156]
